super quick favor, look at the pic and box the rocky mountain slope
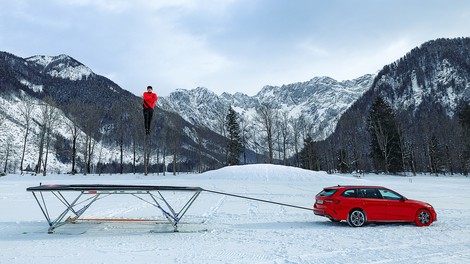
[159,74,375,141]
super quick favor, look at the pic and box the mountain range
[1,37,469,174]
[159,74,374,141]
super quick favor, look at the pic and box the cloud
[3,0,470,97]
[60,0,131,13]
[297,39,331,58]
[44,0,240,95]
[57,0,237,15]
[131,29,232,92]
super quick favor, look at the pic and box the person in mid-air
[143,85,158,135]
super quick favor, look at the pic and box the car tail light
[324,199,340,204]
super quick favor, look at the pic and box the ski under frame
[27,184,202,233]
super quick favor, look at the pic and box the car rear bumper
[313,208,327,216]
[314,209,339,221]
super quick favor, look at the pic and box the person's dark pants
[143,108,154,133]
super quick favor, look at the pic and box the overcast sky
[1,0,470,96]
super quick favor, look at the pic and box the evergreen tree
[368,97,403,173]
[458,103,470,128]
[428,135,443,174]
[299,135,319,170]
[225,106,243,165]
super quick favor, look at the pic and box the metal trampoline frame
[26,184,203,233]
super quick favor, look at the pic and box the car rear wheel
[415,209,432,226]
[348,209,366,227]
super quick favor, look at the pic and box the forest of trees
[303,98,470,176]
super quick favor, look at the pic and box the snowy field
[1,164,469,264]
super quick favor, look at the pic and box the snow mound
[199,164,355,183]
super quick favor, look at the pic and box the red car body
[313,185,437,227]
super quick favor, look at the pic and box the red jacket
[143,92,158,109]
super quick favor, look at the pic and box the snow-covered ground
[1,164,469,263]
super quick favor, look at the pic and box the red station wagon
[313,185,437,227]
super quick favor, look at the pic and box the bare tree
[3,135,12,174]
[0,110,7,174]
[274,118,282,163]
[111,102,131,174]
[130,109,143,174]
[65,102,82,175]
[35,102,48,175]
[18,97,35,173]
[165,114,183,175]
[254,103,276,163]
[369,116,394,173]
[239,113,250,165]
[248,120,262,163]
[80,105,102,175]
[96,142,104,176]
[169,115,182,175]
[35,98,58,175]
[278,111,290,165]
[161,125,169,175]
[289,114,308,167]
[42,98,60,176]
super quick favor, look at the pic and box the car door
[357,188,386,220]
[378,188,413,221]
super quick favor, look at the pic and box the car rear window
[317,189,337,197]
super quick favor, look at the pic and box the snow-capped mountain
[27,54,95,81]
[370,38,470,115]
[159,74,375,140]
[0,51,130,107]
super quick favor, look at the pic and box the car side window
[358,188,382,199]
[341,189,357,198]
[378,189,403,200]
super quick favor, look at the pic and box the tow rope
[202,189,313,211]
